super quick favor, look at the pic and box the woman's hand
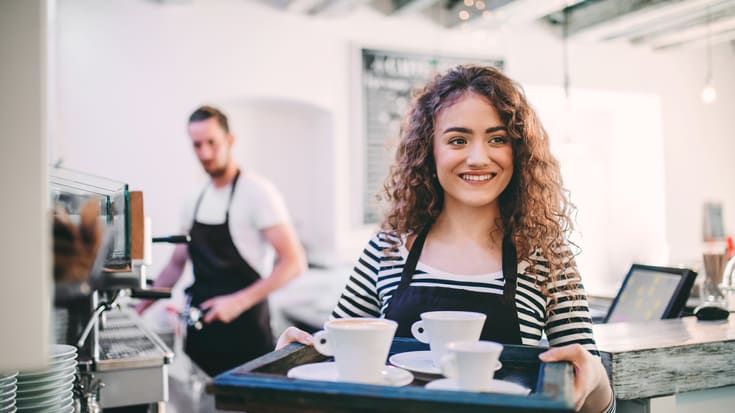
[539,344,613,413]
[276,326,314,350]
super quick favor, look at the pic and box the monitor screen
[605,265,696,323]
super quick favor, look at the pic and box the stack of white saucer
[15,345,77,413]
[0,371,18,413]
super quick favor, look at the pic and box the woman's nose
[466,142,490,166]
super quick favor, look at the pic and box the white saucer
[49,345,77,360]
[389,351,502,375]
[287,362,413,386]
[425,378,531,395]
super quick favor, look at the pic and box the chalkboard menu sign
[360,48,504,223]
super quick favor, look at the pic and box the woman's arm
[542,247,615,412]
[275,232,389,349]
[330,233,390,319]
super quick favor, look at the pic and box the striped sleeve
[604,395,617,413]
[330,233,385,319]
[542,246,600,356]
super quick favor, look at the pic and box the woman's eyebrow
[441,126,472,134]
[486,126,507,133]
[441,126,507,134]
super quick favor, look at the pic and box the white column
[0,0,52,371]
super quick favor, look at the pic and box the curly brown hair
[381,65,579,293]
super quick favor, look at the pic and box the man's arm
[136,243,189,314]
[201,222,306,323]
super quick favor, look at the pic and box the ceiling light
[464,0,474,7]
[702,85,717,104]
[701,6,717,104]
[459,10,470,20]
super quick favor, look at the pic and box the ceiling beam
[440,0,584,28]
[570,0,735,42]
[645,14,735,49]
[440,0,514,28]
[388,0,443,16]
[306,0,371,15]
[283,0,323,13]
[630,3,735,42]
[263,0,369,15]
[605,1,735,41]
[565,0,716,37]
[655,27,735,49]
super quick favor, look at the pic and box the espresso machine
[51,168,174,412]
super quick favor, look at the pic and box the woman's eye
[449,137,467,145]
[489,136,507,144]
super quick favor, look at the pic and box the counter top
[594,316,735,400]
[594,316,735,352]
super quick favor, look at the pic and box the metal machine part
[94,308,173,409]
[75,361,104,413]
[56,298,173,411]
[52,168,174,411]
[721,255,735,294]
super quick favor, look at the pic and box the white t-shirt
[180,169,291,277]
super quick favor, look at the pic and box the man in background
[138,106,306,376]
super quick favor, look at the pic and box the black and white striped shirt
[331,231,599,356]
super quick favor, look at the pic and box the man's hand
[200,291,252,324]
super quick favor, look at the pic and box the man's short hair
[188,106,229,133]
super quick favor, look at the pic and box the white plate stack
[0,371,18,413]
[15,345,77,413]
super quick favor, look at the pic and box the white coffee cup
[312,318,398,384]
[411,311,486,367]
[440,340,504,391]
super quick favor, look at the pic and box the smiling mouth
[460,173,496,182]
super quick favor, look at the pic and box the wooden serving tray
[207,338,574,413]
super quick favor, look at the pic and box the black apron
[384,225,522,344]
[184,171,274,376]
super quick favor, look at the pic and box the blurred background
[2,0,735,392]
[49,0,735,292]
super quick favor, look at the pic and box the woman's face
[432,92,514,211]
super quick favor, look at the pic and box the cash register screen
[605,265,693,323]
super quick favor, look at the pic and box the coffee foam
[422,311,486,321]
[329,319,395,329]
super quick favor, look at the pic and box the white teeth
[461,174,494,181]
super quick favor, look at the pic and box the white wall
[526,86,669,293]
[226,99,336,257]
[53,0,735,295]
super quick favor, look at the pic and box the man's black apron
[384,225,523,344]
[184,171,274,376]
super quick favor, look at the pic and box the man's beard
[206,163,228,178]
[204,147,231,178]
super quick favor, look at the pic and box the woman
[280,65,614,413]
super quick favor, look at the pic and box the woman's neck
[414,202,504,275]
[432,202,503,247]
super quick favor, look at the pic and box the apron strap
[224,170,241,221]
[501,232,518,305]
[396,225,431,293]
[192,169,241,221]
[398,225,517,306]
